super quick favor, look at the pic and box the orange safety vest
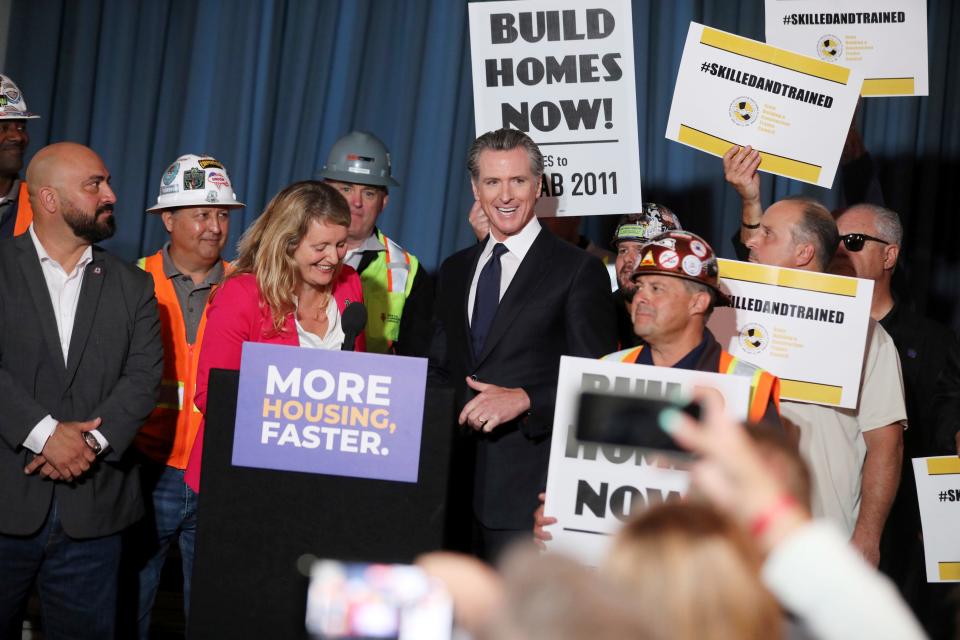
[135,252,227,468]
[13,181,32,235]
[605,345,780,424]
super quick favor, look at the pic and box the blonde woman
[184,181,364,491]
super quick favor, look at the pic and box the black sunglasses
[840,233,889,252]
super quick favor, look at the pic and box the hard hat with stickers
[316,131,400,188]
[631,230,731,306]
[0,74,40,120]
[610,202,683,247]
[147,154,244,212]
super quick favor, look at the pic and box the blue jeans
[134,464,198,639]
[0,499,121,640]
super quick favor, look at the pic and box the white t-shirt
[781,320,907,534]
[295,296,345,350]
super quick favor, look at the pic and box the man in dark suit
[430,128,617,561]
[0,142,162,639]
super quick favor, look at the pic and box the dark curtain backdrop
[6,0,960,325]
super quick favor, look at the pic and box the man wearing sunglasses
[834,203,960,634]
[720,178,906,570]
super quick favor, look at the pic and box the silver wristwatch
[82,431,102,455]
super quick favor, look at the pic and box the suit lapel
[462,243,485,366]
[474,229,553,367]
[65,252,105,383]
[15,235,67,373]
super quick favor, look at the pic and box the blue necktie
[471,243,508,357]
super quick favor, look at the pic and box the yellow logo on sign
[817,35,842,61]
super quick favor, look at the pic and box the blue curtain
[6,0,960,324]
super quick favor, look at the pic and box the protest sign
[231,343,427,483]
[543,356,750,566]
[913,457,960,582]
[765,0,928,97]
[707,259,873,409]
[468,0,642,216]
[665,22,862,188]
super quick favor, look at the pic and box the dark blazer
[0,233,163,538]
[430,227,617,529]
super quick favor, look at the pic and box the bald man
[0,143,162,639]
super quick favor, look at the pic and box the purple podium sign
[231,343,427,483]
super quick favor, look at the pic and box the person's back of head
[481,550,651,640]
[603,502,783,640]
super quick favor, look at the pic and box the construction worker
[0,74,40,238]
[317,131,433,356]
[603,230,781,427]
[534,230,782,545]
[127,154,243,638]
[609,203,683,348]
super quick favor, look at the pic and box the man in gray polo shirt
[124,153,244,638]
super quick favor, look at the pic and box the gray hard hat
[316,131,400,188]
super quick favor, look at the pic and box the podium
[188,368,455,639]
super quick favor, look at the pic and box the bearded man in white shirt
[0,142,162,639]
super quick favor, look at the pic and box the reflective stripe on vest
[13,182,32,236]
[134,252,224,468]
[600,346,643,363]
[360,230,419,353]
[600,345,777,423]
[718,351,778,423]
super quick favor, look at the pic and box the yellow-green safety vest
[360,229,419,354]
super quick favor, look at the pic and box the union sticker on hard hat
[206,191,219,203]
[658,250,680,270]
[159,184,178,196]
[640,250,655,267]
[651,238,676,250]
[162,162,180,186]
[347,167,372,175]
[3,88,20,103]
[682,255,702,277]
[689,240,707,258]
[208,171,230,190]
[198,158,224,170]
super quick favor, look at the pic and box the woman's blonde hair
[233,180,351,333]
[603,502,783,640]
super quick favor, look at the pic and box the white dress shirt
[467,216,542,326]
[22,225,109,454]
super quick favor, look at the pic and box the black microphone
[341,302,367,351]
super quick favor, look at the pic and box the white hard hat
[0,74,40,120]
[147,154,244,212]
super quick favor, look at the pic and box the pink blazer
[184,268,365,492]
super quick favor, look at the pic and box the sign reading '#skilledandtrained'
[913,457,960,583]
[468,0,642,216]
[232,343,427,483]
[765,0,928,97]
[666,22,862,188]
[543,356,750,566]
[707,259,873,409]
